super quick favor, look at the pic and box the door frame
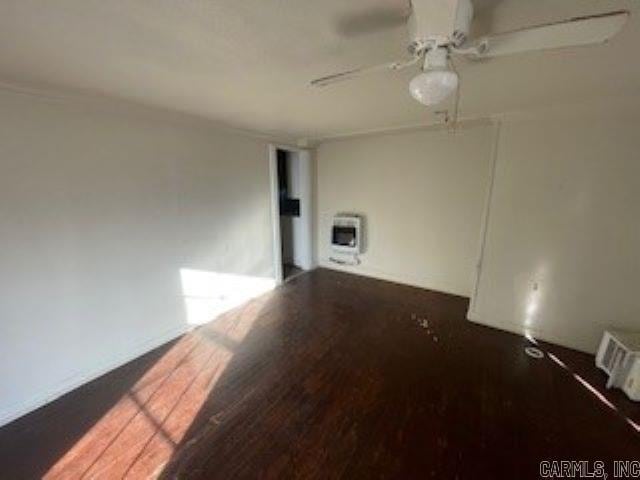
[268,144,314,285]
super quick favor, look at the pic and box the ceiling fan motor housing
[408,0,474,54]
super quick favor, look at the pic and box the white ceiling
[0,0,638,140]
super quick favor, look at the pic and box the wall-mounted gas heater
[595,330,640,401]
[331,215,362,255]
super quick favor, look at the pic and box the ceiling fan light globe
[409,70,458,106]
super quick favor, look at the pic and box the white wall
[0,90,275,425]
[470,100,640,353]
[316,123,494,297]
[291,151,314,270]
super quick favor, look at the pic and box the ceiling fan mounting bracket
[408,0,473,50]
[408,38,438,57]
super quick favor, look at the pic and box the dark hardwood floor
[283,263,303,282]
[0,268,637,479]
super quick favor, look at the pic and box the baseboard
[0,323,191,428]
[466,309,594,355]
[283,266,315,284]
[318,259,469,299]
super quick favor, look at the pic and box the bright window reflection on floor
[529,337,640,435]
[44,272,273,479]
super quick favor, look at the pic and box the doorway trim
[268,144,314,285]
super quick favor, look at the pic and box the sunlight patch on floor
[541,346,639,435]
[44,287,267,479]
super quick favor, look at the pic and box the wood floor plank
[0,268,637,479]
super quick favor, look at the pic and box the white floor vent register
[595,331,640,401]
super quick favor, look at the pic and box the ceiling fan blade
[465,10,629,58]
[310,56,420,88]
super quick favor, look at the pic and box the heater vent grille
[596,330,640,401]
[602,339,626,374]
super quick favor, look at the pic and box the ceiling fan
[310,0,629,108]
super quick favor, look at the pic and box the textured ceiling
[0,0,638,140]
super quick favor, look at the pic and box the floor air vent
[595,331,640,401]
